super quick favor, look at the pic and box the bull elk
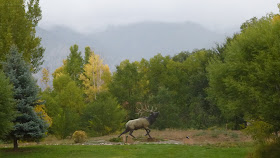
[118,104,159,138]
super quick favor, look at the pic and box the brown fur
[126,118,150,130]
[118,112,159,138]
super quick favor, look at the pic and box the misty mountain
[37,21,226,76]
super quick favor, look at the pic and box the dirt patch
[78,129,251,146]
[0,129,252,148]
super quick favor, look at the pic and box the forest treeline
[0,0,280,155]
[40,10,280,142]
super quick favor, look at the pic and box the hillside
[36,21,226,77]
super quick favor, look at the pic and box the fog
[39,0,279,34]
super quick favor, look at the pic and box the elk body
[118,112,159,138]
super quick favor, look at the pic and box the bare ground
[0,129,253,148]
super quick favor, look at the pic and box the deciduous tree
[40,68,50,90]
[0,0,44,73]
[65,44,84,82]
[81,92,126,136]
[80,52,111,102]
[207,14,280,133]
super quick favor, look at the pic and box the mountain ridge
[36,21,226,76]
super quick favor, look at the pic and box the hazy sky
[39,0,279,34]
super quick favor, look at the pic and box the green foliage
[81,92,126,136]
[84,46,91,64]
[3,46,48,148]
[243,121,275,143]
[49,73,84,138]
[207,14,280,132]
[251,140,280,158]
[172,51,191,62]
[40,88,58,119]
[72,130,87,143]
[109,60,144,119]
[109,50,222,129]
[0,0,44,73]
[175,50,221,128]
[65,44,84,82]
[0,71,15,138]
[52,108,80,139]
[109,137,122,142]
[149,87,182,129]
[54,75,84,114]
[147,54,170,95]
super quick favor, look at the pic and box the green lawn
[0,144,251,158]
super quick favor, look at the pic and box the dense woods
[0,0,280,156]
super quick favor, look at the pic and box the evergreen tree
[0,71,15,139]
[3,46,48,150]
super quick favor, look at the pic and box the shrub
[251,140,280,158]
[109,137,122,142]
[72,130,87,143]
[81,92,126,136]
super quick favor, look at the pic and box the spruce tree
[3,46,48,150]
[0,71,15,139]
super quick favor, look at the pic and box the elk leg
[118,129,129,137]
[144,129,150,136]
[145,128,152,138]
[129,130,136,138]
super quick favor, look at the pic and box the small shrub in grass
[109,137,122,142]
[251,141,280,158]
[72,131,87,143]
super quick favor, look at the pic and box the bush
[250,140,280,158]
[81,92,126,136]
[109,137,122,142]
[72,130,87,143]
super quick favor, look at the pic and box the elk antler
[136,103,158,116]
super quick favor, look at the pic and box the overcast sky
[38,0,279,34]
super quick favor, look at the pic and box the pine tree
[0,71,15,139]
[3,46,48,150]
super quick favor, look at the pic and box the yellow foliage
[272,14,280,24]
[52,60,67,78]
[72,130,87,143]
[80,52,111,102]
[34,104,52,127]
[40,68,50,89]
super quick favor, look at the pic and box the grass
[0,144,251,158]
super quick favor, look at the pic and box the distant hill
[36,21,226,78]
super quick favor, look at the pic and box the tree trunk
[13,137,18,150]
